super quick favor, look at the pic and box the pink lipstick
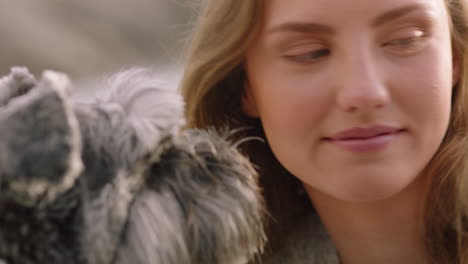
[324,125,405,153]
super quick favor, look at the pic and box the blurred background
[0,0,194,94]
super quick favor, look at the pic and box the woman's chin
[303,170,424,204]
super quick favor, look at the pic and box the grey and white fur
[0,67,265,264]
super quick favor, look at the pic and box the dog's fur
[0,67,265,264]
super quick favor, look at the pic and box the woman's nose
[336,50,390,113]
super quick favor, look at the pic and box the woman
[181,0,468,263]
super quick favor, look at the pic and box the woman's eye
[285,49,331,63]
[386,36,422,46]
[382,28,428,52]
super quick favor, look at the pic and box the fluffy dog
[0,68,265,264]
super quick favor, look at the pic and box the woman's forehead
[263,0,445,30]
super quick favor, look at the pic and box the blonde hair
[181,0,468,263]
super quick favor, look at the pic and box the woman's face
[244,0,458,201]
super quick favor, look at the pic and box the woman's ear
[242,81,260,118]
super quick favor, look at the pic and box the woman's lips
[324,126,405,153]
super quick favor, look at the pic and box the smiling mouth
[323,126,406,153]
[325,131,403,141]
[324,125,405,140]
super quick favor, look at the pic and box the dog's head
[0,68,265,264]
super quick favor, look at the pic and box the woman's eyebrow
[267,22,335,35]
[372,3,432,27]
[266,3,432,36]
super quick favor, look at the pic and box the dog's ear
[0,68,83,264]
[75,68,185,187]
[99,68,185,148]
[0,67,36,107]
[0,68,82,207]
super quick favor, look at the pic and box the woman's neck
[304,176,429,264]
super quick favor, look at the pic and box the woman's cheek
[393,53,452,124]
[268,72,333,123]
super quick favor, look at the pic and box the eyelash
[284,34,427,64]
[285,49,331,63]
[382,33,427,51]
[386,36,421,46]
